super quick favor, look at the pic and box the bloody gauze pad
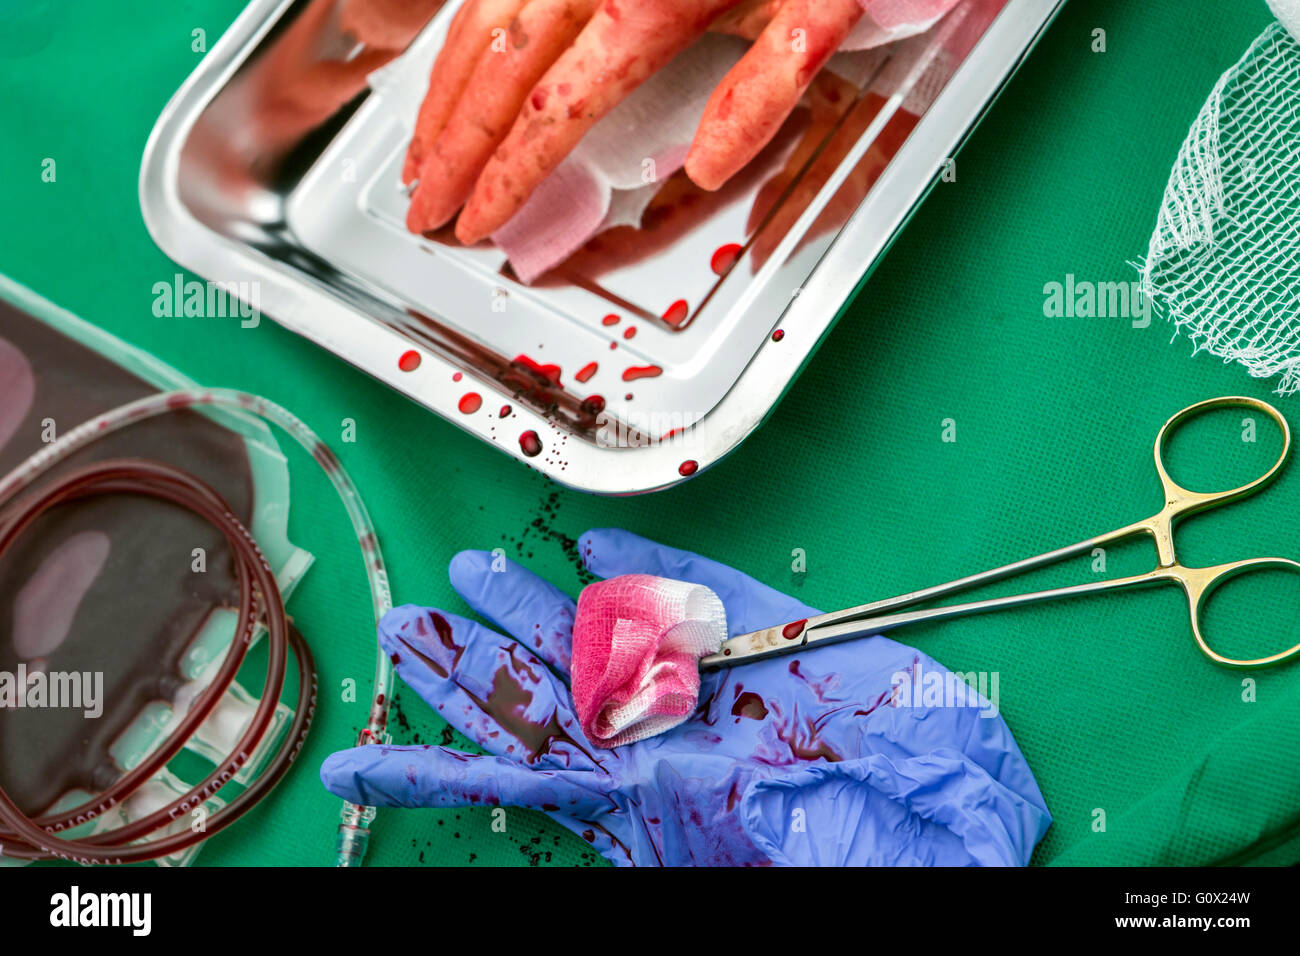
[571,574,727,748]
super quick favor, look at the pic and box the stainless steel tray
[141,0,1061,494]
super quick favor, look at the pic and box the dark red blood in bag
[0,300,255,816]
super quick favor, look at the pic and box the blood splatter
[752,701,844,766]
[575,361,598,383]
[731,690,768,721]
[777,712,842,762]
[678,460,698,476]
[787,660,842,705]
[458,392,482,414]
[771,329,784,342]
[782,619,807,640]
[602,314,620,326]
[661,300,689,328]
[395,611,464,680]
[622,365,662,382]
[623,326,637,340]
[711,243,742,276]
[398,350,421,372]
[462,657,600,768]
[511,354,562,387]
[519,430,543,457]
[499,405,512,417]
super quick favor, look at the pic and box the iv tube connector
[336,799,377,867]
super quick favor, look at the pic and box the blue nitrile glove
[321,529,1051,865]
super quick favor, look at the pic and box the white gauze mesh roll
[1138,8,1300,392]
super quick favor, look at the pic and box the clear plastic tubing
[0,388,393,867]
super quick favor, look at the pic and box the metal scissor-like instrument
[702,396,1300,671]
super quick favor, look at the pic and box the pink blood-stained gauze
[571,574,727,748]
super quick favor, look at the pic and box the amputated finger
[407,0,600,233]
[455,0,749,243]
[403,0,531,183]
[686,0,864,191]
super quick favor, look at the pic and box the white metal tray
[141,0,1062,493]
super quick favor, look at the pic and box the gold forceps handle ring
[1145,395,1292,567]
[1171,557,1300,668]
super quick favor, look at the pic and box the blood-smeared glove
[321,528,1051,865]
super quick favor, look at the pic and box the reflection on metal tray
[141,0,1062,494]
